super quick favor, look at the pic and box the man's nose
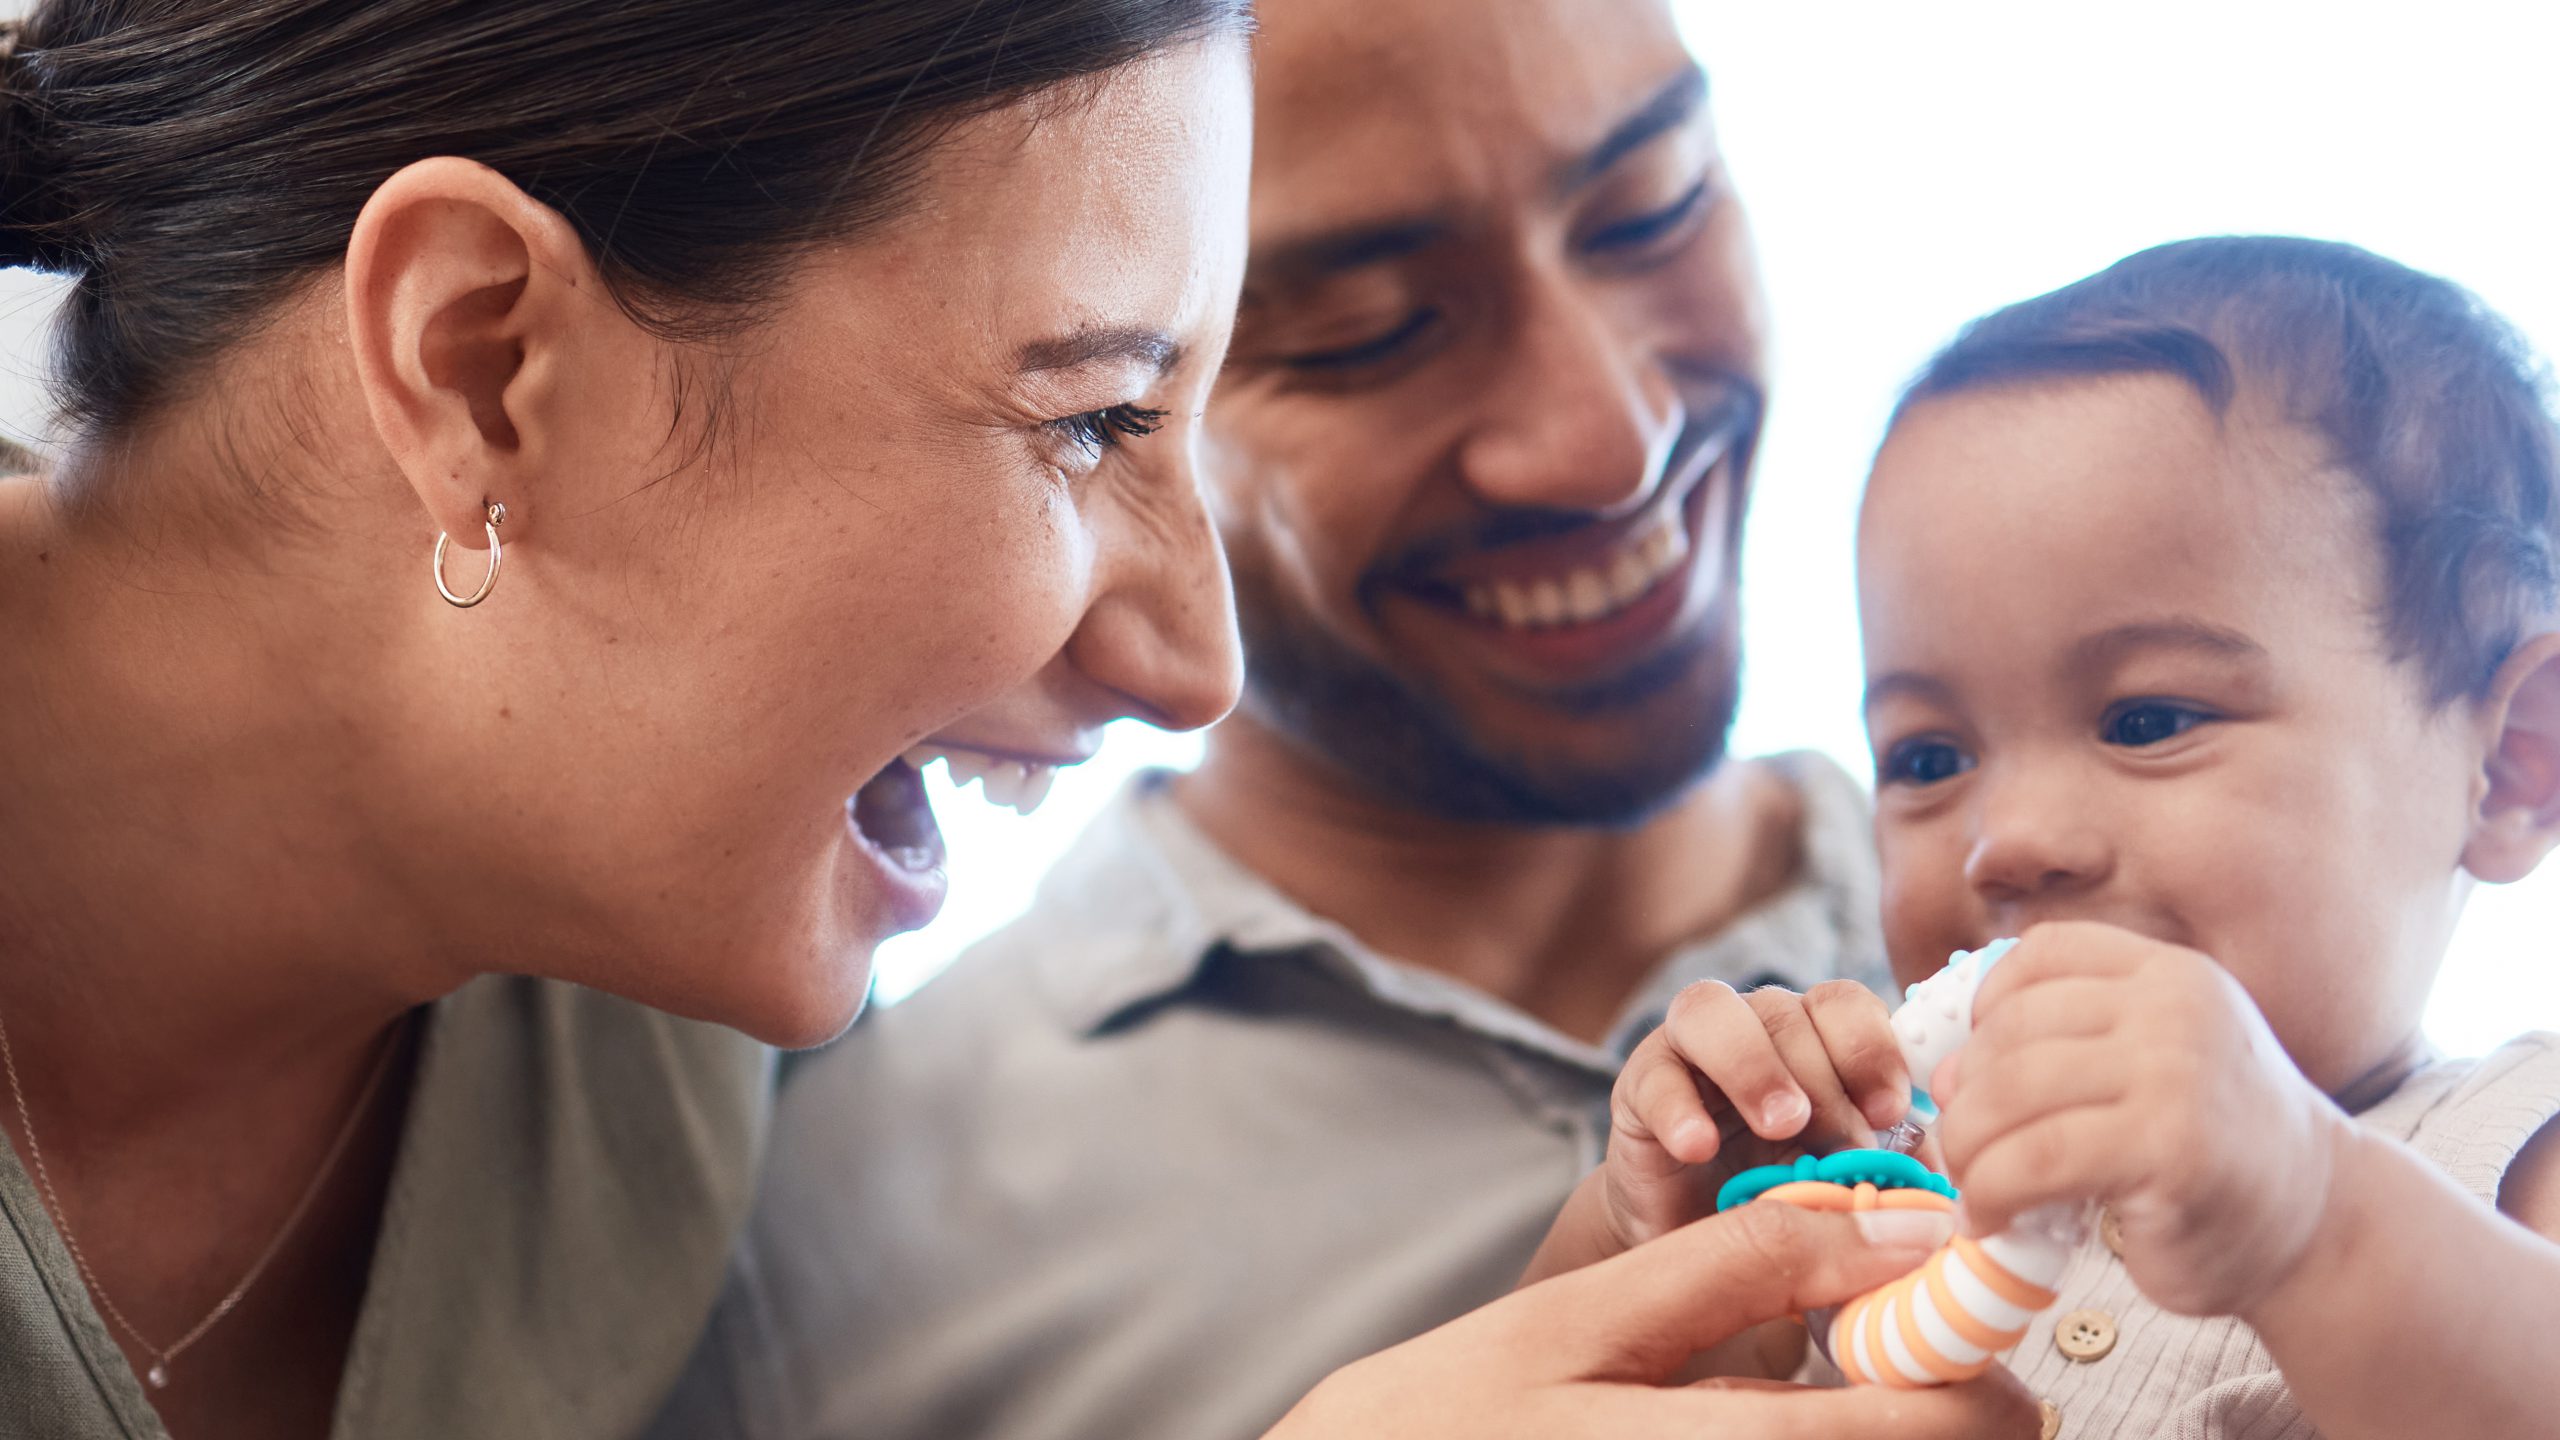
[1064,464,1245,736]
[1455,273,1680,516]
[1961,761,2116,908]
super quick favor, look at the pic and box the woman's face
[477,39,1252,1044]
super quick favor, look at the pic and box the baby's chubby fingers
[1612,1029,1725,1169]
[1652,980,1815,1144]
[1747,984,1883,1151]
[1800,979,1910,1132]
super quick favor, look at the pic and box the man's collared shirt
[652,751,1887,1440]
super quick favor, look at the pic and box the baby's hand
[1602,979,1913,1252]
[1937,921,2353,1318]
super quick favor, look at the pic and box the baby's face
[1858,372,2485,1097]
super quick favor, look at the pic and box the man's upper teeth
[899,747,1061,817]
[1460,514,1690,632]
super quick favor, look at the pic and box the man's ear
[343,156,606,549]
[2463,629,2560,885]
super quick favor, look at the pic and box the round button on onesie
[2054,1309,2117,1362]
[2038,1398,2064,1439]
[2099,1207,2126,1258]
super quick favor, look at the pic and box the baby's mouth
[849,759,947,875]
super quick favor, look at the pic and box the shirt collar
[1031,756,1885,1076]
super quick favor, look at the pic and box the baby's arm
[2231,1111,2560,1440]
[1519,979,1911,1288]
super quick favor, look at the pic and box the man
[663,1,1891,1435]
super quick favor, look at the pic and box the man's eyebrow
[1016,325,1182,377]
[1557,63,1709,193]
[2070,619,2270,671]
[1245,218,1453,287]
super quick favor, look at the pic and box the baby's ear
[2463,630,2560,884]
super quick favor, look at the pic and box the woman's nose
[1961,765,2115,907]
[1455,274,1680,517]
[1066,468,1243,734]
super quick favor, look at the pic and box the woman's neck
[3,470,453,1091]
[0,460,463,1432]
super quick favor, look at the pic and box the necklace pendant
[145,1362,169,1390]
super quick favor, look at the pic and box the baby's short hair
[1895,235,2560,703]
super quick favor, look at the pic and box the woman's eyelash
[1052,404,1168,453]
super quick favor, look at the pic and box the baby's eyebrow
[2069,619,2269,671]
[1862,671,1954,713]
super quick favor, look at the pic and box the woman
[0,3,2028,1437]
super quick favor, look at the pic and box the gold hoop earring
[432,502,508,608]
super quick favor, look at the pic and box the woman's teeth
[1459,512,1691,631]
[901,747,1059,816]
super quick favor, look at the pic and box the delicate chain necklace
[0,1006,400,1391]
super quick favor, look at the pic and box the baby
[1526,235,2560,1438]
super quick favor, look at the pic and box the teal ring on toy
[1713,1147,1960,1214]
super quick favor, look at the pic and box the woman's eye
[1879,736,1975,787]
[2102,701,2212,748]
[1050,403,1167,457]
[1584,177,1713,256]
[1281,308,1441,373]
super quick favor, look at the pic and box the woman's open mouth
[847,759,952,934]
[842,742,1079,936]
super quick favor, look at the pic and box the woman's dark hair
[1896,235,2560,703]
[0,0,1252,437]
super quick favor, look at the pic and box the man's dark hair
[0,0,1252,438]
[1896,235,2560,702]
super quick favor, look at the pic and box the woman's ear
[2463,629,2560,885]
[342,156,607,549]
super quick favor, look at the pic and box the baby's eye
[1879,736,1975,787]
[2102,701,2212,748]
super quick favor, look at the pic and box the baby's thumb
[1541,1202,1952,1382]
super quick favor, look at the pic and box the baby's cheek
[1876,839,1974,992]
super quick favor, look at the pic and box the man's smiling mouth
[1457,504,1692,630]
[1367,383,1753,639]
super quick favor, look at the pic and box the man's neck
[1172,714,1806,1045]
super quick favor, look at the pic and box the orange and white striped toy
[1716,941,2091,1388]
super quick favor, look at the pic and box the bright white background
[2,2,2550,1052]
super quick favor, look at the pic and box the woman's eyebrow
[1016,325,1182,377]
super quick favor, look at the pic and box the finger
[1966,976,2124,1060]
[1802,979,1909,1130]
[1973,921,2146,1018]
[1953,1106,2137,1237]
[1544,1366,2041,1440]
[1538,1202,1957,1380]
[1935,1035,2132,1179]
[1660,981,1809,1140]
[1750,987,1872,1150]
[1613,1036,1722,1168]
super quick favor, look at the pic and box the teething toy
[1715,940,2092,1387]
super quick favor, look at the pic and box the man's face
[1208,0,1768,825]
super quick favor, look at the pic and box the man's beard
[1228,567,1745,828]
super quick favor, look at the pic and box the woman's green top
[0,976,772,1439]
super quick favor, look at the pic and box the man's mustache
[1362,381,1761,593]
